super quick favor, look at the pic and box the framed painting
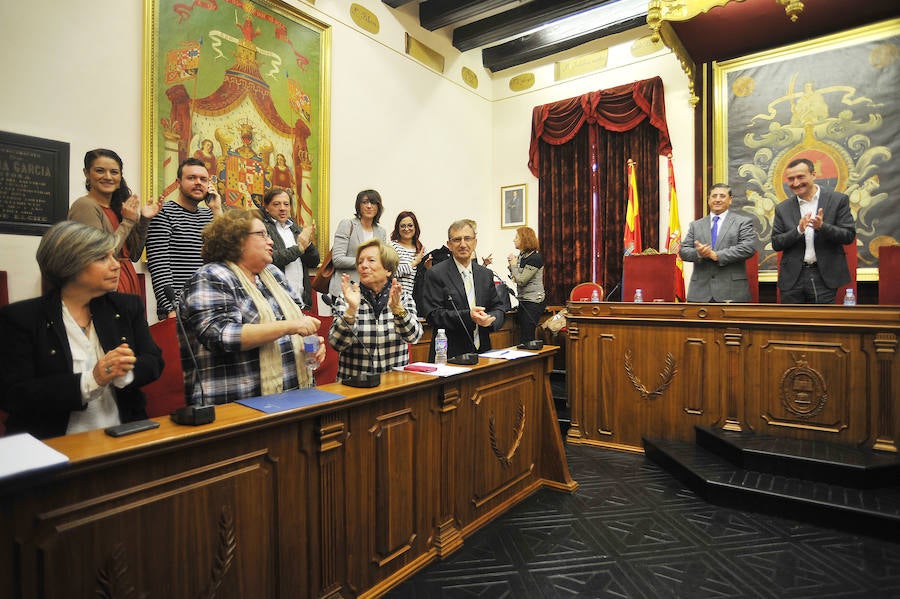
[143,0,331,247]
[712,18,898,281]
[501,184,526,229]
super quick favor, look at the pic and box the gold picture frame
[500,183,527,229]
[142,0,332,247]
[712,18,899,282]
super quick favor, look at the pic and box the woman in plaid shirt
[179,211,326,405]
[328,239,422,380]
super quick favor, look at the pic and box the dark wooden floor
[386,376,900,599]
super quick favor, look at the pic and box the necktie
[711,215,720,248]
[463,270,480,349]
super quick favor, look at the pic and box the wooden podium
[623,253,676,302]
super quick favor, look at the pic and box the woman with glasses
[389,211,424,306]
[328,190,387,297]
[179,210,326,405]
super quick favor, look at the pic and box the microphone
[446,294,479,365]
[164,285,216,425]
[320,293,381,388]
[605,281,622,302]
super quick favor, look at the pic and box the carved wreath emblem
[623,349,677,400]
[780,354,828,418]
[489,402,526,468]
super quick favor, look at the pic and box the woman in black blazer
[0,221,163,439]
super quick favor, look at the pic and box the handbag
[311,248,334,294]
[310,222,352,294]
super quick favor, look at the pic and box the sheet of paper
[480,348,535,360]
[0,433,70,480]
[393,362,472,377]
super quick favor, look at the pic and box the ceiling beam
[419,0,514,31]
[382,0,417,8]
[482,13,646,72]
[453,0,616,52]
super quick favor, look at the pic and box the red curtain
[530,77,672,304]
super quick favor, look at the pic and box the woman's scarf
[361,276,393,317]
[226,262,311,394]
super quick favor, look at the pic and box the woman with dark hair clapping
[68,148,162,297]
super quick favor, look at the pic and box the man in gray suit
[772,158,855,303]
[680,183,757,303]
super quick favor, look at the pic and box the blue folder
[236,388,345,414]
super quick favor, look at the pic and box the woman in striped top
[389,211,424,306]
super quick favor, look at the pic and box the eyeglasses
[449,236,476,244]
[248,230,270,239]
[360,199,379,206]
[399,224,416,230]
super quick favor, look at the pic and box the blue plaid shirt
[179,263,307,405]
[328,291,422,380]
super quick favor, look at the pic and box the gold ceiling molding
[647,1,807,106]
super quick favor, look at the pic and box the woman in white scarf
[179,210,326,405]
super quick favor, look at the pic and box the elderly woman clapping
[179,210,326,405]
[0,221,163,438]
[328,239,422,381]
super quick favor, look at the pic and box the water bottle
[302,335,319,385]
[843,289,856,306]
[435,329,448,365]
[634,288,644,303]
[590,288,600,302]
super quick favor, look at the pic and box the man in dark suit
[421,220,505,361]
[680,183,757,302]
[772,158,856,303]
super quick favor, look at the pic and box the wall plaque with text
[0,131,69,236]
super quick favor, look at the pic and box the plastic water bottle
[590,288,600,302]
[435,329,448,365]
[634,288,644,303]
[302,335,319,385]
[843,289,856,306]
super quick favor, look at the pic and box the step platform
[644,427,900,541]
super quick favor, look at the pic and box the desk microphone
[164,286,216,425]
[321,293,381,388]
[446,294,480,365]
[605,281,621,302]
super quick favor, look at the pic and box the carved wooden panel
[469,371,537,513]
[23,450,277,598]
[757,337,853,436]
[370,408,417,566]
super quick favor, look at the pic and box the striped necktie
[711,215,720,248]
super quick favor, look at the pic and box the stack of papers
[0,433,69,480]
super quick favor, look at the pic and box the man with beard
[146,157,223,319]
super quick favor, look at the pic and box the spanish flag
[624,159,642,255]
[666,156,686,302]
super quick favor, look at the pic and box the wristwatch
[392,307,407,318]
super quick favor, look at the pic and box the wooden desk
[0,349,574,598]
[565,302,899,453]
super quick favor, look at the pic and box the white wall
[0,0,693,309]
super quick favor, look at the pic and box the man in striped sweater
[146,157,223,320]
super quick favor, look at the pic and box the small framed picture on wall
[500,184,526,229]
